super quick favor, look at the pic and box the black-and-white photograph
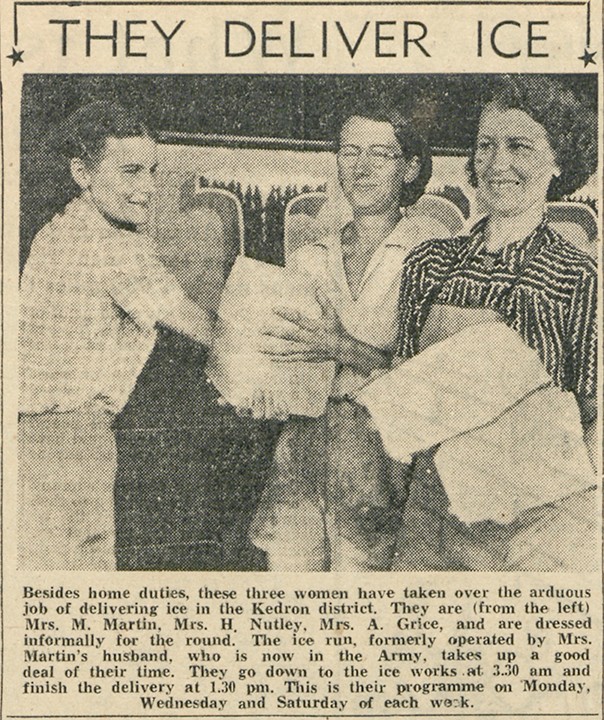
[18,73,598,573]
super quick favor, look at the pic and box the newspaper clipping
[0,0,602,718]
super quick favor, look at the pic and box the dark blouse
[396,218,597,399]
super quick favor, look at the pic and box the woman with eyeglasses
[248,108,434,571]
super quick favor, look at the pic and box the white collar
[310,215,416,250]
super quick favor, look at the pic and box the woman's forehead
[340,116,400,147]
[477,104,549,141]
[98,135,157,163]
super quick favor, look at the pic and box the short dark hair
[338,107,433,207]
[467,77,597,199]
[51,101,152,166]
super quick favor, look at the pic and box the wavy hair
[467,77,597,199]
[51,101,153,166]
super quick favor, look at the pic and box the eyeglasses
[337,145,404,168]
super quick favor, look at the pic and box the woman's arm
[260,235,441,374]
[159,295,216,347]
[334,333,392,374]
[567,262,598,471]
[577,394,598,471]
[105,231,215,347]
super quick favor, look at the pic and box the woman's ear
[70,157,91,191]
[403,156,421,185]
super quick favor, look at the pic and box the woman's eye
[476,141,492,152]
[509,141,532,152]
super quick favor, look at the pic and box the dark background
[21,73,597,148]
[20,74,598,570]
[21,73,597,153]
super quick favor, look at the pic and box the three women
[19,77,598,572]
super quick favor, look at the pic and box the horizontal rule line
[14,1,588,6]
[5,715,602,718]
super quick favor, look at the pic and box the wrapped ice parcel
[206,256,336,417]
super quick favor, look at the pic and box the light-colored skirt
[19,408,117,571]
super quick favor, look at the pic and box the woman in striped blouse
[390,77,598,571]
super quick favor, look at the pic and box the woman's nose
[353,149,373,174]
[488,143,511,171]
[139,172,156,194]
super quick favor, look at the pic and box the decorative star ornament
[6,47,24,65]
[578,48,597,67]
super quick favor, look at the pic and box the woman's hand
[259,288,347,364]
[260,288,391,374]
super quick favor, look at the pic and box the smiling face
[474,104,560,218]
[337,116,418,216]
[72,135,158,227]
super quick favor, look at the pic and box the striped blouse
[396,218,597,399]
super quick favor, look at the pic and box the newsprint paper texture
[0,0,602,718]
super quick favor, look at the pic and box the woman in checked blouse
[389,76,598,571]
[19,103,214,570]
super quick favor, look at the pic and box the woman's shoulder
[58,196,122,243]
[404,233,467,269]
[61,196,156,264]
[541,223,597,279]
[25,198,87,259]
